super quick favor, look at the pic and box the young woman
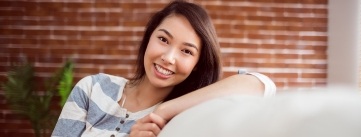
[52,1,276,137]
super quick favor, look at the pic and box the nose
[161,48,176,65]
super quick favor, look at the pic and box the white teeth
[155,64,173,75]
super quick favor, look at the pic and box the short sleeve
[238,70,277,97]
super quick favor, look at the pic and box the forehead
[158,14,192,29]
[155,14,201,48]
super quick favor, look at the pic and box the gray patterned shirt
[52,73,159,137]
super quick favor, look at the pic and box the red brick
[91,40,120,47]
[37,20,66,26]
[0,130,37,137]
[56,11,78,20]
[95,20,120,27]
[75,48,103,55]
[53,30,79,36]
[20,48,49,55]
[107,12,123,19]
[121,2,147,10]
[302,17,327,23]
[300,36,327,41]
[311,45,327,51]
[288,81,314,87]
[301,73,327,78]
[79,12,107,19]
[74,67,100,74]
[0,121,33,130]
[303,0,328,4]
[67,39,92,46]
[0,1,18,8]
[49,48,76,56]
[37,2,64,11]
[273,73,298,79]
[24,29,52,36]
[11,38,38,45]
[119,40,139,46]
[26,9,52,17]
[123,21,147,27]
[274,53,299,59]
[0,29,24,35]
[37,56,64,63]
[301,54,327,60]
[0,9,23,17]
[204,5,230,11]
[218,33,245,38]
[222,53,246,58]
[93,2,121,8]
[33,66,61,73]
[66,2,93,9]
[274,81,286,88]
[247,33,275,40]
[103,68,131,76]
[245,53,272,59]
[22,1,37,10]
[66,20,92,26]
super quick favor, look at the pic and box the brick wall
[0,0,328,136]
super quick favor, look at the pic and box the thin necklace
[121,94,126,108]
[121,85,129,118]
[121,82,127,108]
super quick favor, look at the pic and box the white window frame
[327,0,360,90]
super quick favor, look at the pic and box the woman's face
[144,14,201,89]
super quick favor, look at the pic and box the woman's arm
[130,73,276,137]
[154,73,269,121]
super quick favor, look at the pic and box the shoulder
[75,73,128,89]
[74,73,128,100]
[90,73,128,84]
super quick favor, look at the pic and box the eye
[158,37,169,44]
[182,49,193,56]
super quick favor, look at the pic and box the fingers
[136,113,167,129]
[130,113,167,137]
[148,113,167,129]
[130,122,160,136]
[129,131,156,137]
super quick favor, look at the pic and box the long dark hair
[130,0,221,101]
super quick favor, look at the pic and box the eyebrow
[183,42,199,51]
[158,29,199,51]
[159,29,173,39]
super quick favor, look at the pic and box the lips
[154,64,174,75]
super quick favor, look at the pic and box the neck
[124,78,173,112]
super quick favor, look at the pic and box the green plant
[1,60,74,137]
[55,61,74,107]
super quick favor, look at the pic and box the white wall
[327,0,360,90]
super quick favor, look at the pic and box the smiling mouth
[154,64,175,75]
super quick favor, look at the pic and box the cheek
[145,39,160,59]
[178,59,198,74]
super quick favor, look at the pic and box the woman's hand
[130,113,167,137]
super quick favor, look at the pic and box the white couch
[159,88,361,137]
